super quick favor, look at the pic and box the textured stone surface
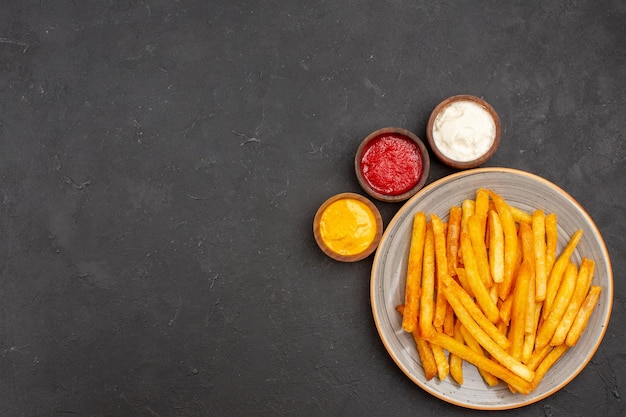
[0,1,624,416]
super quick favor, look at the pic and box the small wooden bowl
[313,193,383,262]
[426,95,501,170]
[355,127,430,203]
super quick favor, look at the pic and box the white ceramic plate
[371,168,613,410]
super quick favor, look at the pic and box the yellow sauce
[319,198,377,256]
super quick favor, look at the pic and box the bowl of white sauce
[426,95,501,170]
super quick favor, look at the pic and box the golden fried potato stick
[527,343,552,372]
[543,229,583,319]
[522,303,543,364]
[488,210,504,284]
[530,344,569,391]
[461,199,476,227]
[545,213,558,278]
[431,214,449,329]
[525,262,537,334]
[517,223,537,334]
[402,212,427,334]
[513,228,524,281]
[419,222,436,338]
[475,188,490,240]
[458,199,475,264]
[455,267,472,297]
[475,188,490,214]
[413,331,438,380]
[460,233,500,323]
[443,301,455,336]
[442,274,510,350]
[535,262,578,349]
[566,285,602,346]
[450,319,464,385]
[510,206,532,225]
[515,223,535,333]
[441,282,534,382]
[522,334,534,366]
[497,318,508,336]
[489,190,518,300]
[509,261,532,361]
[397,304,438,380]
[459,325,499,387]
[532,210,547,301]
[431,343,449,381]
[551,258,594,346]
[498,294,513,325]
[446,206,462,277]
[519,223,535,271]
[489,284,498,305]
[469,214,493,288]
[426,331,533,394]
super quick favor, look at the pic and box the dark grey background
[1,1,624,416]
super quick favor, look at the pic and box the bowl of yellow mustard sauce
[313,193,383,262]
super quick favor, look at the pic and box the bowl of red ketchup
[355,127,430,203]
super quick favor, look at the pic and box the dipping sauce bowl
[313,193,383,262]
[426,95,501,170]
[355,127,430,203]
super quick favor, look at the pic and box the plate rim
[370,167,614,410]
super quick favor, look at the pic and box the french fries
[459,325,499,387]
[532,210,547,301]
[551,259,595,346]
[397,304,438,380]
[441,279,534,382]
[535,262,578,349]
[431,214,449,329]
[488,210,504,284]
[450,319,465,384]
[401,212,427,333]
[413,331,438,380]
[543,230,583,319]
[566,285,602,346]
[468,214,493,288]
[446,206,462,277]
[509,261,531,362]
[461,232,500,323]
[489,190,518,300]
[442,274,510,350]
[398,188,602,395]
[419,222,436,338]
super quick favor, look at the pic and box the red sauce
[359,134,423,196]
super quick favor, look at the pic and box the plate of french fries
[371,168,613,409]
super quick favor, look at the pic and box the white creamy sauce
[432,100,496,162]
